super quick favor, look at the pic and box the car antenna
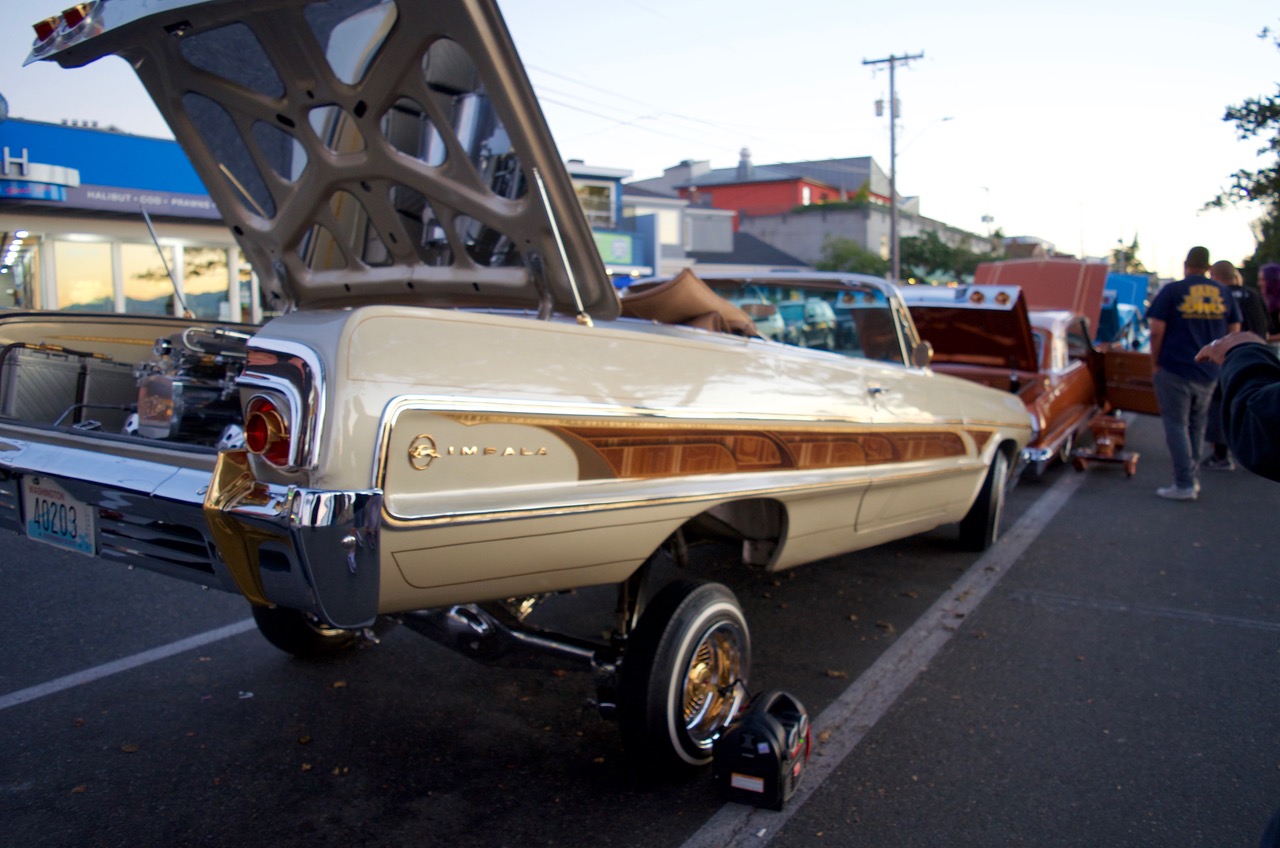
[141,206,193,318]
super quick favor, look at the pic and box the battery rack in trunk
[0,342,137,433]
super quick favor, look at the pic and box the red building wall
[679,179,843,228]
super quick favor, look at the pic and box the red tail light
[62,4,90,28]
[244,396,291,467]
[32,3,97,45]
[33,16,60,41]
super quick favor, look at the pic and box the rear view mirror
[911,340,933,368]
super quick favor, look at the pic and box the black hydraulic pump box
[712,690,810,810]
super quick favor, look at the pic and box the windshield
[702,279,906,365]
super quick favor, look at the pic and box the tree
[899,231,992,283]
[1110,235,1148,274]
[1208,24,1280,270]
[817,236,889,276]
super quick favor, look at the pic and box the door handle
[868,385,891,396]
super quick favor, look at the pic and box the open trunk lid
[28,0,618,321]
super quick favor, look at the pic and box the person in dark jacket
[1195,331,1280,483]
[1204,260,1269,469]
[1263,263,1280,346]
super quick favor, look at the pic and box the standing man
[1147,246,1241,500]
[1203,260,1267,470]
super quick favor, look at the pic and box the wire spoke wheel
[620,579,751,772]
[681,621,747,749]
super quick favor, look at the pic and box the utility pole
[863,51,922,284]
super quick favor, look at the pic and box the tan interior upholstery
[620,269,761,338]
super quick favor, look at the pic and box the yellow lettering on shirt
[1176,284,1229,320]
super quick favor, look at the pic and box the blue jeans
[1153,369,1214,488]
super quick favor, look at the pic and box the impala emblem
[408,434,441,471]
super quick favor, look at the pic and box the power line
[524,64,762,135]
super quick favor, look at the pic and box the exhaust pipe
[400,603,622,717]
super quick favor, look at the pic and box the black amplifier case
[712,690,810,810]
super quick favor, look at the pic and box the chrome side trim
[381,459,981,527]
[371,392,1025,490]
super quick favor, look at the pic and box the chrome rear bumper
[0,429,381,629]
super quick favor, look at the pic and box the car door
[1102,349,1161,415]
[854,357,991,537]
[851,299,982,536]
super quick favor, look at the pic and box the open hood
[974,258,1107,333]
[28,0,619,320]
[900,284,1039,373]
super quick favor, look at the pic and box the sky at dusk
[0,0,1274,279]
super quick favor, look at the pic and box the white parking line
[0,618,256,712]
[682,468,1089,848]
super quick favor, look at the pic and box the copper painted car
[7,0,1031,772]
[900,284,1158,478]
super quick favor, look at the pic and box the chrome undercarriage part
[397,550,750,770]
[401,601,624,718]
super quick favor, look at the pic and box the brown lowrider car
[901,284,1159,477]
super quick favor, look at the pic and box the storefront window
[574,182,614,229]
[122,243,177,314]
[183,246,230,319]
[42,237,238,317]
[53,241,113,312]
[1,239,37,309]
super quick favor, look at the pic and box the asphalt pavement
[772,414,1280,847]
[2,412,1278,847]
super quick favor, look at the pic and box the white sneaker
[1156,484,1198,501]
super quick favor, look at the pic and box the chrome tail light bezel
[235,339,326,472]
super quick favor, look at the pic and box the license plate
[23,477,96,556]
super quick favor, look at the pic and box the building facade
[0,121,663,318]
[0,117,815,315]
[629,150,998,276]
[0,118,257,321]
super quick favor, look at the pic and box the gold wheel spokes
[681,621,746,749]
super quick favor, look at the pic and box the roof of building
[687,232,809,267]
[622,184,679,198]
[674,156,877,193]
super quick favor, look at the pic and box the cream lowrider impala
[9,0,1030,771]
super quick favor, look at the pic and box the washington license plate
[23,477,96,556]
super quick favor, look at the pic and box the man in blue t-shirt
[1147,246,1241,500]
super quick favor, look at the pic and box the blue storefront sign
[0,117,216,220]
[0,180,66,201]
